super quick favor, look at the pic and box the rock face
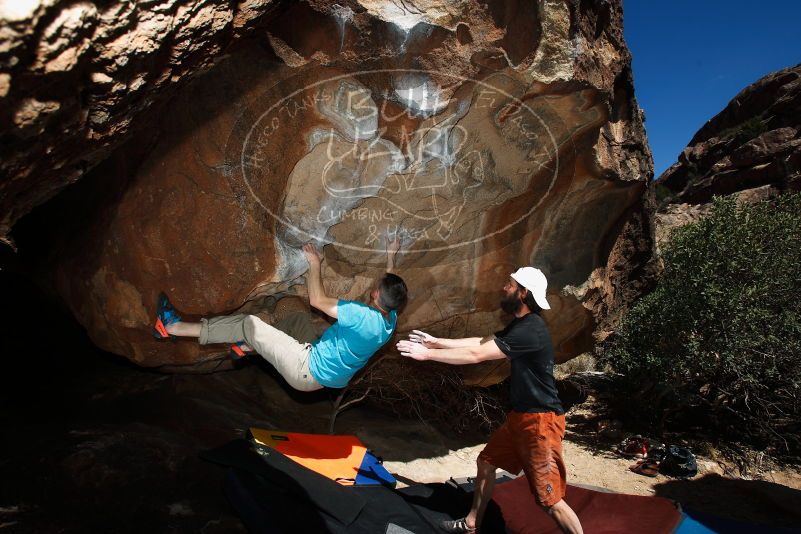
[655,63,801,245]
[0,0,282,248]
[4,0,653,375]
[657,63,801,205]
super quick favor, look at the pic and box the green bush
[717,115,769,145]
[604,194,801,454]
[733,116,769,144]
[654,184,675,205]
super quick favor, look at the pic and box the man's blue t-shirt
[309,300,396,389]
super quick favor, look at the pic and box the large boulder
[3,0,654,377]
[0,0,283,249]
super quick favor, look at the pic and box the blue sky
[623,1,801,177]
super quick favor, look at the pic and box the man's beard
[500,293,522,315]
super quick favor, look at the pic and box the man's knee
[476,457,497,474]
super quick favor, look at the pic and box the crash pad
[249,428,395,486]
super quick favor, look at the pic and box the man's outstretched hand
[408,329,439,348]
[303,243,321,268]
[397,340,428,361]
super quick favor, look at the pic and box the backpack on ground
[659,445,697,478]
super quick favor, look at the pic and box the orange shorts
[478,411,567,507]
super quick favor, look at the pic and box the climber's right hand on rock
[302,243,321,268]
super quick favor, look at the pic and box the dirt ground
[345,396,801,531]
[2,348,800,532]
[374,419,801,506]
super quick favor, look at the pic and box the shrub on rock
[605,193,801,454]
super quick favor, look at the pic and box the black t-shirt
[494,313,564,414]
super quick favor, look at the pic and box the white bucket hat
[510,267,551,310]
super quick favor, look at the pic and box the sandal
[441,517,477,533]
[616,435,649,458]
[629,458,660,477]
[153,292,181,339]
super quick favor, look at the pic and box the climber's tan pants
[199,312,323,392]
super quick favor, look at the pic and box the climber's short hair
[378,273,408,312]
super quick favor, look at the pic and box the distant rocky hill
[656,63,801,203]
[653,63,801,245]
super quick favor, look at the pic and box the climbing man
[396,267,583,534]
[153,237,407,392]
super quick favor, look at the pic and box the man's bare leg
[546,499,583,534]
[166,321,201,338]
[166,319,255,352]
[465,458,498,529]
[167,321,254,352]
